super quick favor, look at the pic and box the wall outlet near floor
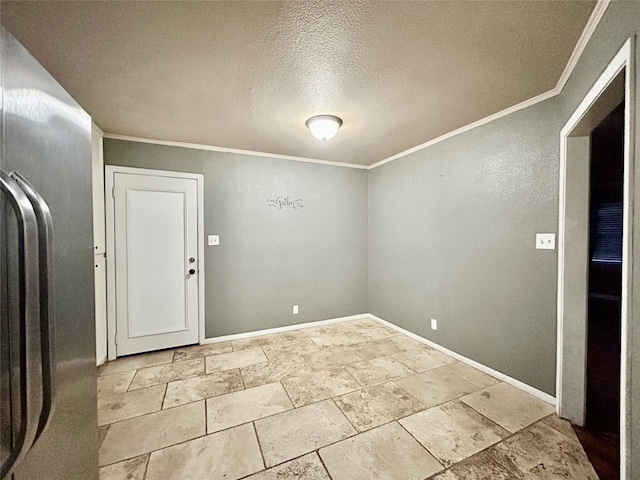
[431,318,438,330]
[208,235,220,246]
[293,305,299,314]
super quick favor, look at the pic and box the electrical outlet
[293,305,299,314]
[208,235,219,246]
[431,318,438,330]
[535,233,555,250]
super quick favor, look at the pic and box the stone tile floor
[97,318,597,480]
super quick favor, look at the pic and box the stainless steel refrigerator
[0,27,99,479]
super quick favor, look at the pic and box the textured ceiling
[2,1,595,166]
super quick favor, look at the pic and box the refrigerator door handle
[10,172,56,440]
[0,169,43,479]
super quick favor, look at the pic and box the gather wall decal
[267,196,304,210]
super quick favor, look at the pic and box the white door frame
[91,123,108,366]
[105,166,205,360]
[557,37,635,478]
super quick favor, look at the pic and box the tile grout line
[98,384,168,427]
[284,372,366,409]
[141,454,150,480]
[394,419,446,472]
[203,391,209,435]
[328,397,360,436]
[278,379,297,409]
[251,421,268,471]
[238,366,247,390]
[455,392,517,435]
[156,368,244,410]
[124,370,135,392]
[161,382,168,410]
[339,364,366,389]
[391,353,423,373]
[453,398,512,435]
[97,424,110,452]
[316,449,336,480]
[387,379,428,412]
[127,357,206,391]
[127,369,139,392]
[446,366,498,390]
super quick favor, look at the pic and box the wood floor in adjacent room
[96,318,598,479]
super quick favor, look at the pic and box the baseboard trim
[199,312,556,406]
[200,313,370,344]
[96,355,107,367]
[368,314,557,406]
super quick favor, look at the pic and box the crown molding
[91,121,104,136]
[554,0,612,94]
[103,133,369,170]
[102,0,611,172]
[367,89,559,170]
[368,0,611,170]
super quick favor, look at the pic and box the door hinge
[114,333,117,346]
[111,187,115,198]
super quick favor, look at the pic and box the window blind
[592,202,623,264]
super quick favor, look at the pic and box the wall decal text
[267,196,304,210]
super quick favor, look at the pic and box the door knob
[188,269,196,275]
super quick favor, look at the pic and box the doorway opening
[557,38,634,480]
[583,100,624,479]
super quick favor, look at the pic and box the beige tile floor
[97,318,597,480]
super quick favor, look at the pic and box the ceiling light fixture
[305,115,343,141]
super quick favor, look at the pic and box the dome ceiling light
[305,115,343,142]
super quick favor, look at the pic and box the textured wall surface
[369,97,560,395]
[369,1,640,475]
[104,139,368,338]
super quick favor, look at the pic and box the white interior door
[114,172,199,356]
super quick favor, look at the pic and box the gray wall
[104,140,368,338]
[369,0,640,474]
[369,97,560,395]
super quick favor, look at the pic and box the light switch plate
[536,233,556,250]
[208,235,219,246]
